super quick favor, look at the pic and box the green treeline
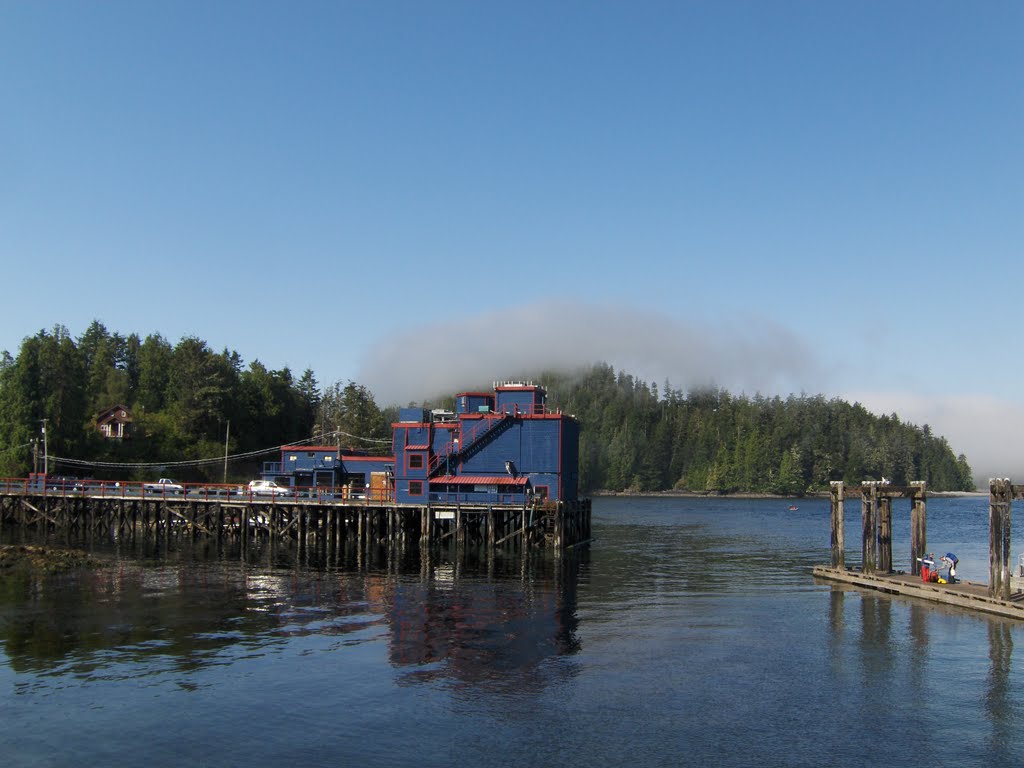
[0,326,974,493]
[540,364,975,494]
[0,323,389,480]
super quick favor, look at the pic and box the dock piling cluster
[822,479,1024,619]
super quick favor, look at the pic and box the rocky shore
[0,544,100,574]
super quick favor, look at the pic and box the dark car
[45,475,80,491]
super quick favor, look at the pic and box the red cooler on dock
[920,554,936,583]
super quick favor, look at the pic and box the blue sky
[1,2,1021,483]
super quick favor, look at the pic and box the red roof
[430,475,529,486]
[404,444,430,451]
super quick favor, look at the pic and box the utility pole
[33,438,39,474]
[40,419,48,476]
[223,420,230,484]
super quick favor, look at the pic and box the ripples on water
[2,495,1023,767]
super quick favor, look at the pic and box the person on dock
[941,553,958,583]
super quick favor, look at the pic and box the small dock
[816,478,1024,621]
[812,566,1024,621]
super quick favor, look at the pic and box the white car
[144,478,184,494]
[247,480,291,497]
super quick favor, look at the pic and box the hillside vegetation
[540,364,974,494]
[0,325,973,494]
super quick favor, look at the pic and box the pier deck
[813,566,1024,622]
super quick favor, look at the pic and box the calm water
[2,495,1023,767]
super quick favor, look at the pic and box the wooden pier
[816,478,1024,621]
[812,567,1024,622]
[0,487,591,556]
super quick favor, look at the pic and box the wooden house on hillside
[96,404,134,440]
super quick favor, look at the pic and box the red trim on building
[340,455,394,463]
[430,476,529,486]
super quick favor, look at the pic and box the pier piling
[0,488,590,558]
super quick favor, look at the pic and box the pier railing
[0,477,394,504]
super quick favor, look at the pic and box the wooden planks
[813,566,1024,622]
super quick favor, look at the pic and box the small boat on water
[788,505,799,511]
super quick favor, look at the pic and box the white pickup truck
[143,478,185,494]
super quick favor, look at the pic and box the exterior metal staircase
[428,413,516,477]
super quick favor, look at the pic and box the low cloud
[357,299,823,405]
[355,300,1017,489]
[843,390,1024,488]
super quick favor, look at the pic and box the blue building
[264,381,579,507]
[263,446,394,500]
[392,381,580,506]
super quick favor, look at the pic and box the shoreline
[589,489,988,500]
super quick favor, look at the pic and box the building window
[535,485,549,501]
[409,480,423,496]
[409,453,424,469]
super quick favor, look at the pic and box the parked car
[143,478,185,494]
[42,475,80,493]
[247,480,291,497]
[45,475,80,491]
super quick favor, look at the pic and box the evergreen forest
[539,364,974,494]
[0,325,975,494]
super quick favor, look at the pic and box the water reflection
[387,551,582,691]
[0,541,584,695]
[824,583,1021,757]
[986,620,1014,752]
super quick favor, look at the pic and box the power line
[51,434,320,471]
[0,441,33,457]
[48,428,391,471]
[336,429,391,445]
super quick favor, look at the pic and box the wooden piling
[829,481,845,568]
[878,495,892,574]
[910,482,927,576]
[990,478,1012,600]
[0,488,592,557]
[861,483,878,574]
